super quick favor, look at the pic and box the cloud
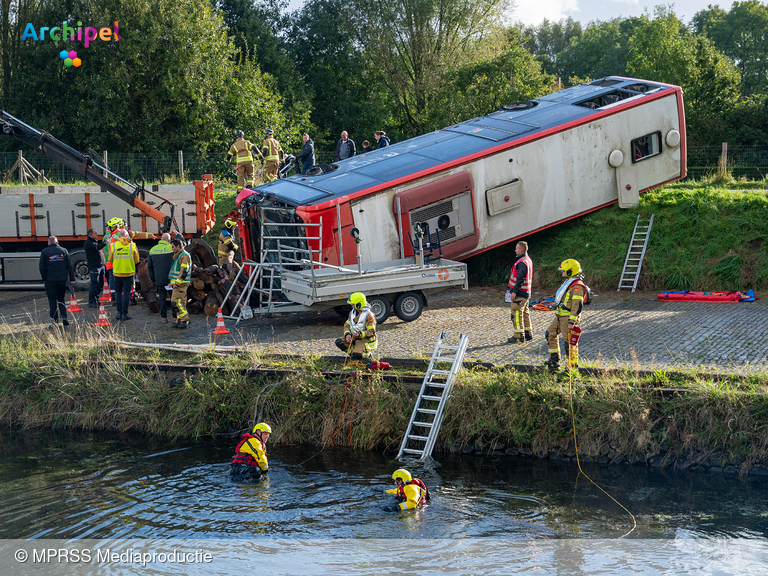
[511,0,581,26]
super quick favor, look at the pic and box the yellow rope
[567,368,637,539]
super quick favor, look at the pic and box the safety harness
[394,478,431,505]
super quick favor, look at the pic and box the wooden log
[192,277,205,290]
[136,259,160,313]
[190,288,207,301]
[187,300,204,315]
[204,292,220,316]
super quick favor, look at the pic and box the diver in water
[230,422,271,482]
[383,468,430,511]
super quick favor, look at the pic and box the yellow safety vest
[111,240,137,275]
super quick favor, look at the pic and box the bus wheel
[368,295,391,324]
[394,292,423,322]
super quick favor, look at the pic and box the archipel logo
[22,21,120,67]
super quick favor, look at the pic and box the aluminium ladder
[397,332,469,461]
[618,214,655,292]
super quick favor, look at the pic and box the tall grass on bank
[466,183,768,292]
[2,328,768,468]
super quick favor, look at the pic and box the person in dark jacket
[374,131,390,148]
[38,236,75,326]
[361,140,373,153]
[84,228,106,308]
[336,131,356,161]
[148,233,174,324]
[296,133,315,173]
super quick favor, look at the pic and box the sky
[511,0,722,26]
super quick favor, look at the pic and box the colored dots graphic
[60,50,81,68]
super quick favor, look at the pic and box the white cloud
[511,0,581,26]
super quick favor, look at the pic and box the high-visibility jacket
[386,478,428,510]
[556,279,586,323]
[229,137,255,164]
[218,229,238,257]
[169,250,191,285]
[109,238,139,277]
[103,229,121,270]
[231,433,268,471]
[343,307,377,353]
[261,136,283,162]
[508,253,533,296]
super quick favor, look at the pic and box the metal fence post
[178,150,184,180]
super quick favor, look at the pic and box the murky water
[1,430,767,574]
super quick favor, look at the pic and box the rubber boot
[335,338,350,353]
[544,353,560,373]
[507,335,525,344]
[524,331,533,341]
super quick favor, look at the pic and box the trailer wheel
[394,292,424,322]
[69,250,91,291]
[368,295,391,324]
[334,305,352,318]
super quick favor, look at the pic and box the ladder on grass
[397,332,469,460]
[618,214,655,292]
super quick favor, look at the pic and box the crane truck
[0,111,215,289]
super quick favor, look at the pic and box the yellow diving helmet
[392,468,412,483]
[253,422,272,434]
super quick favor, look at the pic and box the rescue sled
[657,290,758,303]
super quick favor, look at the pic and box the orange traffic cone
[212,307,229,335]
[94,302,111,326]
[67,294,83,312]
[99,275,111,302]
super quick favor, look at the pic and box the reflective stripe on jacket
[169,250,191,284]
[508,254,533,295]
[262,136,282,162]
[109,239,139,276]
[556,280,586,322]
[229,138,255,163]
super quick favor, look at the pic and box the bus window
[631,132,662,163]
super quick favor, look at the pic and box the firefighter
[103,217,124,304]
[227,130,259,188]
[261,128,284,183]
[217,219,240,269]
[507,240,533,344]
[383,469,430,511]
[335,292,377,360]
[169,237,192,329]
[230,422,271,482]
[545,259,587,373]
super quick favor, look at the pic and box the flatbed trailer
[225,256,467,324]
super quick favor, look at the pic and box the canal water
[1,430,767,574]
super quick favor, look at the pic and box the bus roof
[252,77,676,208]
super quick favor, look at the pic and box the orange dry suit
[386,478,430,510]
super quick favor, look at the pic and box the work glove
[233,243,239,250]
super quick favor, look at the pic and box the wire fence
[0,147,765,185]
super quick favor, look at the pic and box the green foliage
[466,185,768,291]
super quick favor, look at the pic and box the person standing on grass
[39,236,75,327]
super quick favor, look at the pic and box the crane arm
[0,110,175,232]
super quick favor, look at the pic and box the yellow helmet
[347,292,367,310]
[224,218,237,229]
[253,422,272,434]
[107,217,125,228]
[559,259,582,277]
[392,468,412,483]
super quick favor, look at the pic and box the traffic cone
[212,307,229,335]
[94,302,111,326]
[67,294,83,312]
[99,275,111,302]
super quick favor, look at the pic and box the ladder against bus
[618,214,655,292]
[397,332,469,461]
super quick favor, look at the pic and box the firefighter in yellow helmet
[545,259,587,373]
[383,468,430,511]
[261,128,284,183]
[217,218,241,269]
[335,292,377,360]
[230,422,272,482]
[227,129,259,188]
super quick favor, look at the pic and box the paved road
[0,286,763,374]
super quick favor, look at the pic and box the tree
[1,0,300,154]
[0,0,42,103]
[627,7,741,146]
[434,29,553,127]
[345,0,512,136]
[692,1,768,96]
[515,17,582,77]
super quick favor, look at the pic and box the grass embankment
[466,182,768,292]
[2,328,768,469]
